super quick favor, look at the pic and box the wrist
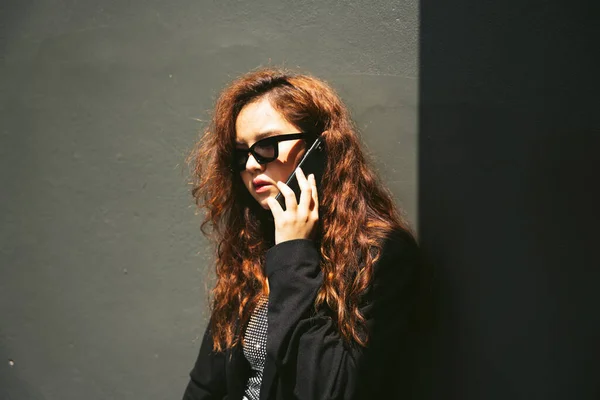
[266,239,320,276]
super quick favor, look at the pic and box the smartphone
[274,136,326,210]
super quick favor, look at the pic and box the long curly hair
[189,67,411,351]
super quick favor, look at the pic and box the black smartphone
[274,136,326,210]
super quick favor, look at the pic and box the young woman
[183,68,422,400]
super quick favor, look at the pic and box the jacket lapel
[226,344,251,399]
[259,357,277,400]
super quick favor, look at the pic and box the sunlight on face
[235,97,307,209]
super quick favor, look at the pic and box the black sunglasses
[233,132,316,171]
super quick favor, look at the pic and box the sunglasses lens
[253,142,276,160]
[234,151,249,170]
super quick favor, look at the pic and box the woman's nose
[245,153,264,171]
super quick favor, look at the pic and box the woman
[183,68,422,400]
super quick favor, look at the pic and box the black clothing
[183,229,421,400]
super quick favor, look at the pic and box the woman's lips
[253,181,272,193]
[255,184,271,193]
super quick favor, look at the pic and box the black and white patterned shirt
[242,295,269,400]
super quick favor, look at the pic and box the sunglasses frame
[233,132,317,172]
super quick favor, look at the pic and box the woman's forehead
[235,130,283,145]
[235,99,298,144]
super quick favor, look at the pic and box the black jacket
[183,229,421,400]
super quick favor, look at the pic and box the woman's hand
[266,168,319,245]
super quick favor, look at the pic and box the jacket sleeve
[182,322,228,400]
[263,230,420,400]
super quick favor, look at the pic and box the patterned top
[242,295,269,400]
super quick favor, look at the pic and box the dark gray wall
[420,0,598,398]
[0,1,418,398]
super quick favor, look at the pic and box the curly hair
[188,67,410,351]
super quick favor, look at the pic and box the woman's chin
[252,192,274,210]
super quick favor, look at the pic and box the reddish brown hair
[189,67,410,351]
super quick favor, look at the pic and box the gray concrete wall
[0,1,418,398]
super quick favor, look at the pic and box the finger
[266,196,284,220]
[276,181,298,212]
[309,174,319,211]
[296,168,313,212]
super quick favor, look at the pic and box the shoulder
[369,227,422,299]
[377,227,420,270]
